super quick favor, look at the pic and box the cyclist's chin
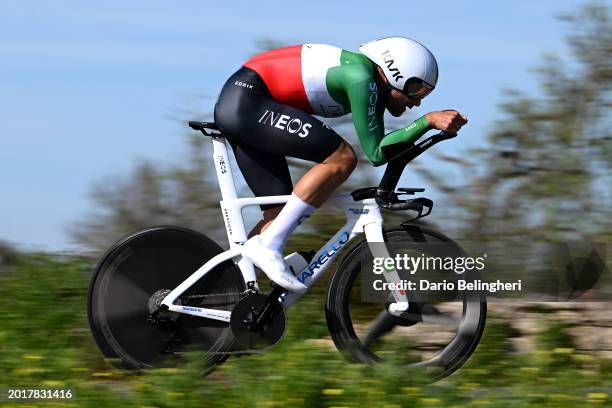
[388,106,406,117]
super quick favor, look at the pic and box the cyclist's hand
[424,110,468,135]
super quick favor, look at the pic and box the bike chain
[179,280,258,301]
[182,291,246,300]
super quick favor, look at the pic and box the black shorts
[214,67,343,210]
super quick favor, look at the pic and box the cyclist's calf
[292,141,357,207]
[323,141,358,184]
[253,141,357,235]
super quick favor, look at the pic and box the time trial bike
[87,121,486,381]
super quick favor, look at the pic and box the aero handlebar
[375,131,456,212]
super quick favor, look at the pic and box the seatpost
[211,137,238,200]
[211,136,251,247]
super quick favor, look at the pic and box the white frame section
[161,136,408,322]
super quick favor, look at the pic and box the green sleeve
[378,116,432,155]
[328,63,432,166]
[345,77,387,165]
[345,78,432,166]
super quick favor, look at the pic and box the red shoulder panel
[244,45,313,113]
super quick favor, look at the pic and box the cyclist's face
[386,89,421,117]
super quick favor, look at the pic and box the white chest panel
[301,44,347,118]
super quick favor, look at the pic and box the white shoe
[242,235,307,294]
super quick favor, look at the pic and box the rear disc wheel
[87,226,244,373]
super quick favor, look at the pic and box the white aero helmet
[359,36,438,99]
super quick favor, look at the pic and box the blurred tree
[416,2,612,243]
[0,240,19,270]
[70,134,225,250]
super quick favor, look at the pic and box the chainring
[230,293,286,351]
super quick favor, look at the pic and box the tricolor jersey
[245,44,365,118]
[243,44,431,166]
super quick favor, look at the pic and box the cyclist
[214,36,467,293]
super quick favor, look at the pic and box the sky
[0,0,593,251]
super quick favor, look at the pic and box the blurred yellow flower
[41,380,66,387]
[419,398,441,405]
[14,367,45,376]
[92,372,113,377]
[322,388,345,395]
[21,354,45,361]
[552,347,574,354]
[158,368,181,374]
[400,386,421,395]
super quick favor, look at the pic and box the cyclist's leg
[229,134,356,239]
[293,140,357,206]
[251,206,283,237]
[217,104,355,250]
[252,139,356,251]
[227,139,288,237]
[214,67,356,291]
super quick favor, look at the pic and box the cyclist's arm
[347,79,432,166]
[377,116,431,159]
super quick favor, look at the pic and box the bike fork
[363,222,411,313]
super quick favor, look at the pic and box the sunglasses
[402,77,435,99]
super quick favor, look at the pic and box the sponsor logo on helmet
[381,50,404,82]
[258,110,312,137]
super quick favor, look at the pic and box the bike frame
[161,135,407,322]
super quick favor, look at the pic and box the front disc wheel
[325,226,487,382]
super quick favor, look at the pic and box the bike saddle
[188,121,222,137]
